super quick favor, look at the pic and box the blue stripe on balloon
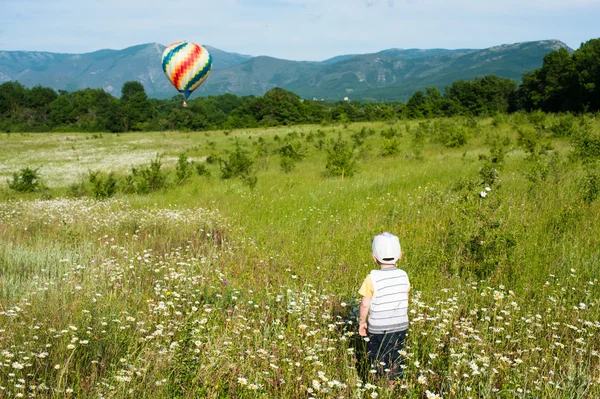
[184,53,213,91]
[178,89,192,100]
[161,42,189,73]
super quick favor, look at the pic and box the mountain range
[0,40,571,102]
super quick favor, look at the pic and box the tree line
[0,38,598,133]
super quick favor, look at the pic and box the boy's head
[372,232,401,265]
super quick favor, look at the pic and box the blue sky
[0,0,598,60]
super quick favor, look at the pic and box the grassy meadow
[1,114,599,398]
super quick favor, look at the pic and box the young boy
[358,232,409,379]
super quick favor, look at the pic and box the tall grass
[1,116,599,398]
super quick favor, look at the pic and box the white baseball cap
[372,232,401,264]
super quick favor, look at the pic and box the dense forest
[1,38,598,133]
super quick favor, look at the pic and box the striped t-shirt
[358,267,410,334]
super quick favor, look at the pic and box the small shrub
[220,142,254,180]
[351,128,367,147]
[124,155,167,194]
[278,140,306,162]
[516,127,541,153]
[579,168,600,204]
[176,152,194,183]
[434,121,468,148]
[464,222,516,279]
[88,171,117,199]
[8,167,42,192]
[280,155,296,173]
[547,205,583,238]
[285,131,300,141]
[465,117,479,130]
[380,127,401,139]
[571,128,600,164]
[491,114,506,127]
[444,126,468,148]
[254,137,268,157]
[351,127,376,147]
[529,110,548,132]
[325,135,357,178]
[478,162,499,187]
[522,144,558,185]
[206,153,220,165]
[446,179,516,279]
[478,134,511,187]
[380,137,401,157]
[241,174,258,189]
[196,164,211,177]
[550,114,577,137]
[68,181,88,198]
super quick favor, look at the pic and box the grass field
[1,115,599,398]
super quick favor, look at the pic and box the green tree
[49,94,76,125]
[119,81,153,131]
[445,75,517,115]
[573,38,600,111]
[0,82,28,116]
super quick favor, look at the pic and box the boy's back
[358,232,409,380]
[366,267,410,334]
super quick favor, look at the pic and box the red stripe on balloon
[172,45,201,90]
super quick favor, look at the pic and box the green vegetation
[1,38,598,135]
[1,115,599,398]
[7,167,44,193]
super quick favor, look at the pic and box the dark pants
[367,329,407,379]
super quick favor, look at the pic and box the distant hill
[0,40,571,101]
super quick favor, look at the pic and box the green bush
[380,137,401,156]
[325,135,356,178]
[176,152,194,183]
[123,155,167,194]
[280,155,296,173]
[550,114,577,137]
[220,142,254,180]
[8,167,42,192]
[68,181,88,198]
[447,177,516,279]
[278,138,306,172]
[254,137,268,157]
[571,127,600,164]
[88,171,117,199]
[529,110,548,132]
[579,167,600,204]
[516,127,542,153]
[478,134,511,187]
[380,126,401,139]
[434,120,469,148]
[206,153,220,165]
[277,140,306,162]
[196,164,211,177]
[522,143,558,185]
[350,127,376,147]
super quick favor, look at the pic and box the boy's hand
[359,322,368,337]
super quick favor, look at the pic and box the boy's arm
[358,275,374,337]
[359,296,371,337]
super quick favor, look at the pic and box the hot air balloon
[162,41,212,107]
